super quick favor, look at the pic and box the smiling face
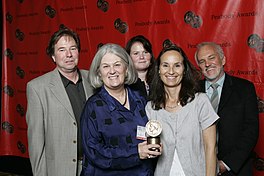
[99,53,127,91]
[130,42,151,72]
[159,50,184,88]
[196,44,225,83]
[52,35,79,74]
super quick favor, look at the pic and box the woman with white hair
[81,43,162,176]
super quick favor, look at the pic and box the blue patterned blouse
[81,86,154,176]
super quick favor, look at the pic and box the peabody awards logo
[45,5,56,18]
[114,18,128,34]
[3,85,14,97]
[247,34,264,52]
[16,104,26,116]
[163,39,175,49]
[257,96,264,113]
[253,151,264,171]
[15,28,25,41]
[2,121,14,134]
[4,48,14,60]
[167,0,177,4]
[16,66,25,79]
[6,12,13,24]
[17,141,26,154]
[97,0,109,12]
[184,11,203,28]
[97,43,104,50]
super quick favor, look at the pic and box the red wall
[1,0,264,174]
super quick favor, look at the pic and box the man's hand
[218,160,227,174]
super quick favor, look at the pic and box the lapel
[200,80,206,93]
[49,68,75,120]
[218,74,233,113]
[79,69,93,99]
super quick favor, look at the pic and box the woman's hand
[138,141,162,159]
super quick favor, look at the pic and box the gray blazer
[26,68,93,176]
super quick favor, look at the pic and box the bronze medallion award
[146,120,162,151]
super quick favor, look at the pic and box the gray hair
[194,42,225,64]
[89,43,138,88]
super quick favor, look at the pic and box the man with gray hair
[195,42,259,176]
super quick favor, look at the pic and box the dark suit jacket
[200,74,259,176]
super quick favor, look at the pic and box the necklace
[166,101,180,109]
[122,89,127,106]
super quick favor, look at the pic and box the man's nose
[66,49,72,57]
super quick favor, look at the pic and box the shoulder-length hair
[149,44,202,110]
[89,43,138,88]
[125,35,156,85]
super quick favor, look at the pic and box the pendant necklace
[166,101,180,109]
[122,89,127,106]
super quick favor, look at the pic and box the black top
[129,78,148,100]
[60,70,86,158]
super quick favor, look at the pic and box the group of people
[26,27,259,176]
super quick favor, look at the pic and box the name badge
[136,125,146,140]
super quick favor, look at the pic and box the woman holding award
[81,43,161,176]
[145,42,219,176]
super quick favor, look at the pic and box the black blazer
[200,74,259,176]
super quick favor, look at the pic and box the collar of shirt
[99,86,143,112]
[205,73,225,96]
[59,69,82,87]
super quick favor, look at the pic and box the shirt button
[73,140,77,144]
[73,159,76,162]
[73,122,76,126]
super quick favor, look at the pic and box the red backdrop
[1,0,264,174]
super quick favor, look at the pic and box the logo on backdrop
[16,66,25,79]
[2,121,14,134]
[163,39,175,49]
[15,28,25,41]
[45,5,56,18]
[17,141,26,154]
[114,18,128,33]
[3,85,14,97]
[97,43,104,50]
[253,151,264,171]
[167,0,177,4]
[247,34,264,52]
[184,11,203,28]
[16,104,26,116]
[257,96,264,113]
[6,12,13,24]
[4,48,14,60]
[97,0,109,12]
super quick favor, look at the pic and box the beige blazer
[26,68,93,176]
